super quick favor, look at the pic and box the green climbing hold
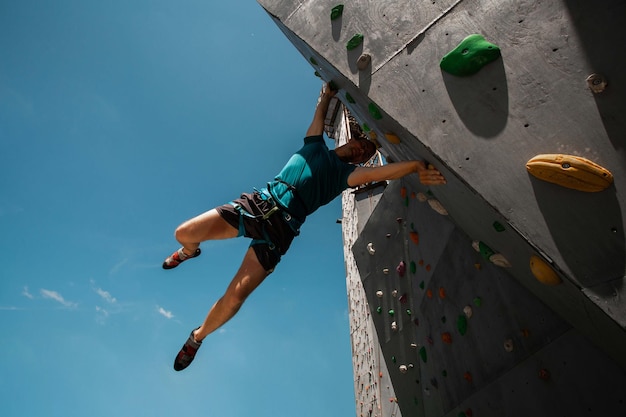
[406,309,412,316]
[362,123,370,132]
[493,221,505,232]
[314,71,321,78]
[345,92,355,103]
[388,309,395,316]
[419,346,427,363]
[368,103,382,120]
[376,306,382,314]
[473,297,482,307]
[419,281,425,290]
[404,196,409,207]
[410,261,416,274]
[330,4,344,20]
[457,315,468,335]
[392,355,396,363]
[309,57,318,66]
[347,34,364,51]
[328,81,339,91]
[478,241,495,260]
[442,370,448,377]
[440,34,501,76]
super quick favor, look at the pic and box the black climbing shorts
[216,191,297,272]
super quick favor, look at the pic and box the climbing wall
[257,0,626,415]
[352,179,626,416]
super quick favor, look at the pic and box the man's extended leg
[173,246,269,371]
[163,209,239,269]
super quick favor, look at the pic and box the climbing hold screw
[586,73,607,93]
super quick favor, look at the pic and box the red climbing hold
[409,231,419,245]
[396,261,406,277]
[441,332,452,344]
[539,369,551,381]
[400,186,407,199]
[438,287,446,299]
[426,289,433,299]
[464,372,473,383]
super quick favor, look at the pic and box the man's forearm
[305,90,333,137]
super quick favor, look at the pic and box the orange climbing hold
[426,289,433,299]
[530,255,562,286]
[438,287,446,299]
[441,332,452,344]
[425,264,432,272]
[409,231,419,245]
[400,186,407,199]
[464,372,473,383]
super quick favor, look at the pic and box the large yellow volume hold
[526,154,613,192]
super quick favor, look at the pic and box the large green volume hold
[440,34,501,76]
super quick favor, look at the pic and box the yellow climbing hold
[529,255,562,286]
[385,133,401,144]
[526,154,613,192]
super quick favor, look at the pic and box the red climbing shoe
[162,248,201,270]
[173,329,202,371]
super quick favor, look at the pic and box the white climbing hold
[427,199,448,215]
[383,268,389,274]
[463,305,473,318]
[376,290,384,298]
[490,253,512,268]
[471,241,481,252]
[367,242,376,255]
[410,343,417,348]
[391,321,398,331]
[416,192,428,202]
[391,289,398,297]
[399,365,408,373]
[504,339,514,352]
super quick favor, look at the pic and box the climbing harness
[228,187,302,255]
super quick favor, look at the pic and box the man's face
[345,138,377,164]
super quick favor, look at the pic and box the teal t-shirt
[267,135,356,222]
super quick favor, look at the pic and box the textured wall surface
[258,0,626,415]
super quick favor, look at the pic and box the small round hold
[503,338,514,352]
[357,53,372,70]
[383,268,389,274]
[586,73,608,93]
[376,290,384,298]
[367,242,376,255]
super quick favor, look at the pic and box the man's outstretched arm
[305,84,336,137]
[347,160,446,187]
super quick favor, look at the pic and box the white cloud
[22,286,33,299]
[157,306,174,319]
[95,287,116,304]
[40,289,77,308]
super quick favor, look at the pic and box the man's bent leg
[175,208,239,255]
[163,209,239,269]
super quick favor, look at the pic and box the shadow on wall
[530,177,625,292]
[441,57,509,139]
[564,0,626,159]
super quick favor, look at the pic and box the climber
[162,83,446,371]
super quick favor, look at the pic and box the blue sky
[0,1,356,416]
